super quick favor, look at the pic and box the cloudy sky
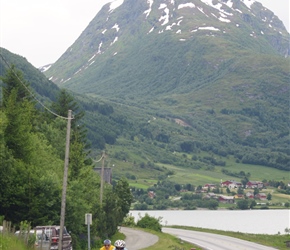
[0,0,289,67]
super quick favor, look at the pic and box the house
[204,192,217,199]
[246,181,263,189]
[218,195,234,203]
[221,180,242,188]
[148,191,155,198]
[221,180,233,187]
[245,192,254,199]
[203,184,216,190]
[229,181,243,188]
[234,194,244,199]
[255,193,267,200]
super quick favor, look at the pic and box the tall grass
[0,233,30,250]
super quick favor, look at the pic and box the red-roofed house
[255,193,267,200]
[246,192,254,199]
[218,195,234,203]
[221,180,233,187]
[246,181,263,189]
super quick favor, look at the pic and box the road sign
[85,213,92,225]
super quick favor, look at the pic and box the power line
[0,53,73,120]
[92,152,105,163]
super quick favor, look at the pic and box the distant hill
[0,48,60,102]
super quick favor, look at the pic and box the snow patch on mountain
[111,37,118,45]
[159,5,170,26]
[109,0,124,12]
[166,22,177,30]
[241,0,256,9]
[98,42,103,53]
[39,64,52,72]
[219,16,231,23]
[144,0,154,18]
[148,27,154,34]
[192,26,220,32]
[88,54,96,62]
[224,0,234,9]
[112,23,120,32]
[178,3,195,9]
[159,3,167,9]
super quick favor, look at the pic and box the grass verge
[0,233,29,250]
[170,225,290,250]
[138,228,201,250]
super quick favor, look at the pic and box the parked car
[35,226,72,250]
[15,229,50,250]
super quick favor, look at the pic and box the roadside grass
[0,233,30,250]
[138,228,202,250]
[169,225,290,250]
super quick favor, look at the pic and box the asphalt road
[162,227,278,250]
[120,227,159,250]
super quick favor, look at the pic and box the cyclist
[100,239,114,250]
[113,239,128,250]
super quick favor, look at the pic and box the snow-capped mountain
[44,0,289,98]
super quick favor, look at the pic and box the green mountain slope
[2,0,289,180]
[0,48,60,101]
[42,0,290,172]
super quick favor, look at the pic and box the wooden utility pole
[100,151,106,205]
[58,110,72,250]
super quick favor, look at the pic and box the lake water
[129,209,290,235]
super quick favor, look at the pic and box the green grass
[138,228,202,250]
[157,161,290,186]
[169,226,290,250]
[129,182,150,189]
[222,156,290,181]
[0,233,31,250]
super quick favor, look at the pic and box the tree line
[0,66,133,249]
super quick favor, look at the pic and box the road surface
[162,227,278,250]
[120,227,158,250]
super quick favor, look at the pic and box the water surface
[130,209,290,234]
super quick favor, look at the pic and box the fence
[1,220,51,250]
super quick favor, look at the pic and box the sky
[0,0,289,68]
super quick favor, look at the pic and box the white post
[85,213,92,250]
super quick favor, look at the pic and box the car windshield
[56,227,68,236]
[35,230,48,240]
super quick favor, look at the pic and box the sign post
[85,213,92,250]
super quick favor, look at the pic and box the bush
[136,213,162,232]
[122,214,136,227]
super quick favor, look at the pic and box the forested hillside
[0,65,133,249]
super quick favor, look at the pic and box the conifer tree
[1,66,35,163]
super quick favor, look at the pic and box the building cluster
[147,180,269,204]
[201,180,267,203]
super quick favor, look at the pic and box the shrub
[136,213,162,232]
[122,214,136,227]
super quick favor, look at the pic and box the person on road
[113,239,128,250]
[100,239,114,250]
